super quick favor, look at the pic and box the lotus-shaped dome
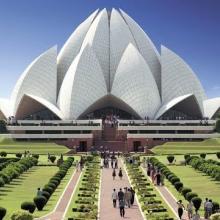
[0,8,219,120]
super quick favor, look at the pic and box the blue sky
[0,0,220,98]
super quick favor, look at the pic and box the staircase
[94,123,127,152]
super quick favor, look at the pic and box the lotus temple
[1,8,220,152]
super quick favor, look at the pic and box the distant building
[0,9,219,151]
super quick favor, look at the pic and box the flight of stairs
[94,123,127,152]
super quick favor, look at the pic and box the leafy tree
[167,155,175,164]
[192,197,202,213]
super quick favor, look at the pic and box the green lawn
[156,155,220,216]
[0,166,58,220]
[0,137,69,154]
[152,138,220,154]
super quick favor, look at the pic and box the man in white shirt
[112,188,118,208]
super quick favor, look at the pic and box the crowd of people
[111,187,135,217]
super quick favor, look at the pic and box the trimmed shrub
[213,202,220,213]
[49,156,56,163]
[174,181,183,191]
[184,154,190,161]
[21,202,36,213]
[43,186,54,195]
[200,153,206,159]
[11,210,33,220]
[0,207,6,220]
[45,183,56,190]
[49,179,59,187]
[0,152,7,157]
[217,152,220,159]
[33,196,47,211]
[41,191,50,200]
[32,154,39,159]
[167,155,175,164]
[170,176,180,185]
[181,187,192,198]
[16,153,22,158]
[0,178,5,187]
[192,197,202,213]
[185,192,198,201]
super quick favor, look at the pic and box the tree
[49,156,56,163]
[192,197,202,213]
[167,155,175,164]
[216,152,220,159]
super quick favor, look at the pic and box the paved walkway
[37,169,81,220]
[99,159,144,220]
[141,167,190,220]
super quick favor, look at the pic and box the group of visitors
[146,162,164,186]
[176,197,216,220]
[112,167,123,180]
[112,187,135,217]
[103,114,119,127]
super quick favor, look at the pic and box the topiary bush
[41,191,50,201]
[174,181,183,191]
[0,207,6,220]
[33,196,47,211]
[0,152,7,157]
[32,154,39,159]
[181,187,192,198]
[0,178,5,187]
[11,210,33,220]
[42,186,54,195]
[170,176,180,185]
[184,154,190,161]
[200,153,206,159]
[21,202,36,213]
[49,156,56,163]
[192,197,202,213]
[15,153,22,158]
[217,152,220,159]
[185,192,198,202]
[213,202,220,214]
[167,155,175,164]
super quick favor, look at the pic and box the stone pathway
[37,169,81,220]
[141,167,190,220]
[99,159,144,220]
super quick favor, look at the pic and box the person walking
[111,159,114,168]
[118,188,124,201]
[112,168,116,180]
[206,199,213,219]
[118,168,123,180]
[204,198,209,219]
[155,171,161,186]
[124,188,132,208]
[187,200,194,220]
[177,200,185,220]
[112,189,118,208]
[119,199,125,217]
[115,158,118,169]
[130,187,135,205]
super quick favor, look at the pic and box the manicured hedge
[187,156,220,181]
[33,157,74,211]
[0,157,38,187]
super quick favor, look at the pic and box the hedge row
[21,157,75,213]
[126,162,173,220]
[0,157,38,187]
[187,156,220,181]
[148,157,204,213]
[149,157,220,213]
[0,158,20,171]
[69,156,100,220]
